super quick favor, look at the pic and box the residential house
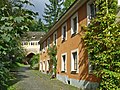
[39,0,120,89]
[21,31,45,56]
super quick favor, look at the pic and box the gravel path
[13,65,79,90]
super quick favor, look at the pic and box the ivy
[84,0,120,89]
[47,45,57,77]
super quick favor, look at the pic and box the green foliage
[47,45,57,75]
[29,18,47,32]
[0,0,37,88]
[29,54,39,68]
[84,0,120,89]
[0,62,11,90]
[43,0,62,32]
[63,0,76,12]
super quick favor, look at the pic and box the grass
[32,70,79,90]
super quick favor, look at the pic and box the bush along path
[8,65,79,90]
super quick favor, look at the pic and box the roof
[21,31,46,41]
[40,0,87,44]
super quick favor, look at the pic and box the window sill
[71,32,77,37]
[71,70,77,74]
[61,38,66,43]
[61,71,65,73]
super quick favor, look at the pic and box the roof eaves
[40,0,87,44]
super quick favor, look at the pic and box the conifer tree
[62,0,75,12]
[43,0,62,31]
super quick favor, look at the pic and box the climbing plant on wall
[84,0,120,89]
[47,45,57,76]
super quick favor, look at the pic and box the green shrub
[29,54,39,68]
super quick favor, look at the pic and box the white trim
[118,0,120,5]
[61,22,67,41]
[53,31,57,45]
[71,12,78,35]
[46,60,49,71]
[71,49,79,73]
[43,60,46,71]
[61,53,67,72]
[39,62,42,71]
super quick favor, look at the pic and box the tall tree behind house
[62,0,76,12]
[43,0,62,32]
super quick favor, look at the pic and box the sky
[26,0,49,20]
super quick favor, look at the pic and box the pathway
[11,65,79,90]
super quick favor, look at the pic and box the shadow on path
[9,65,79,90]
[9,65,30,87]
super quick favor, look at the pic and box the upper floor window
[90,3,97,19]
[53,31,57,45]
[62,23,67,41]
[71,12,78,35]
[71,49,79,73]
[47,37,50,48]
[22,41,28,45]
[61,53,67,72]
[87,0,98,25]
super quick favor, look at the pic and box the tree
[0,0,37,89]
[43,0,62,31]
[84,0,120,89]
[62,0,75,12]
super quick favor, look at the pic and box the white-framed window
[61,53,67,72]
[61,23,67,41]
[47,37,50,48]
[43,41,46,52]
[87,0,98,25]
[43,61,45,71]
[53,31,57,45]
[71,49,79,73]
[71,12,78,35]
[46,60,50,71]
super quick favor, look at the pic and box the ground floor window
[71,49,79,73]
[61,53,67,72]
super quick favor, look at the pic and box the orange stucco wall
[39,2,99,83]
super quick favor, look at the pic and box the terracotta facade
[39,0,99,89]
